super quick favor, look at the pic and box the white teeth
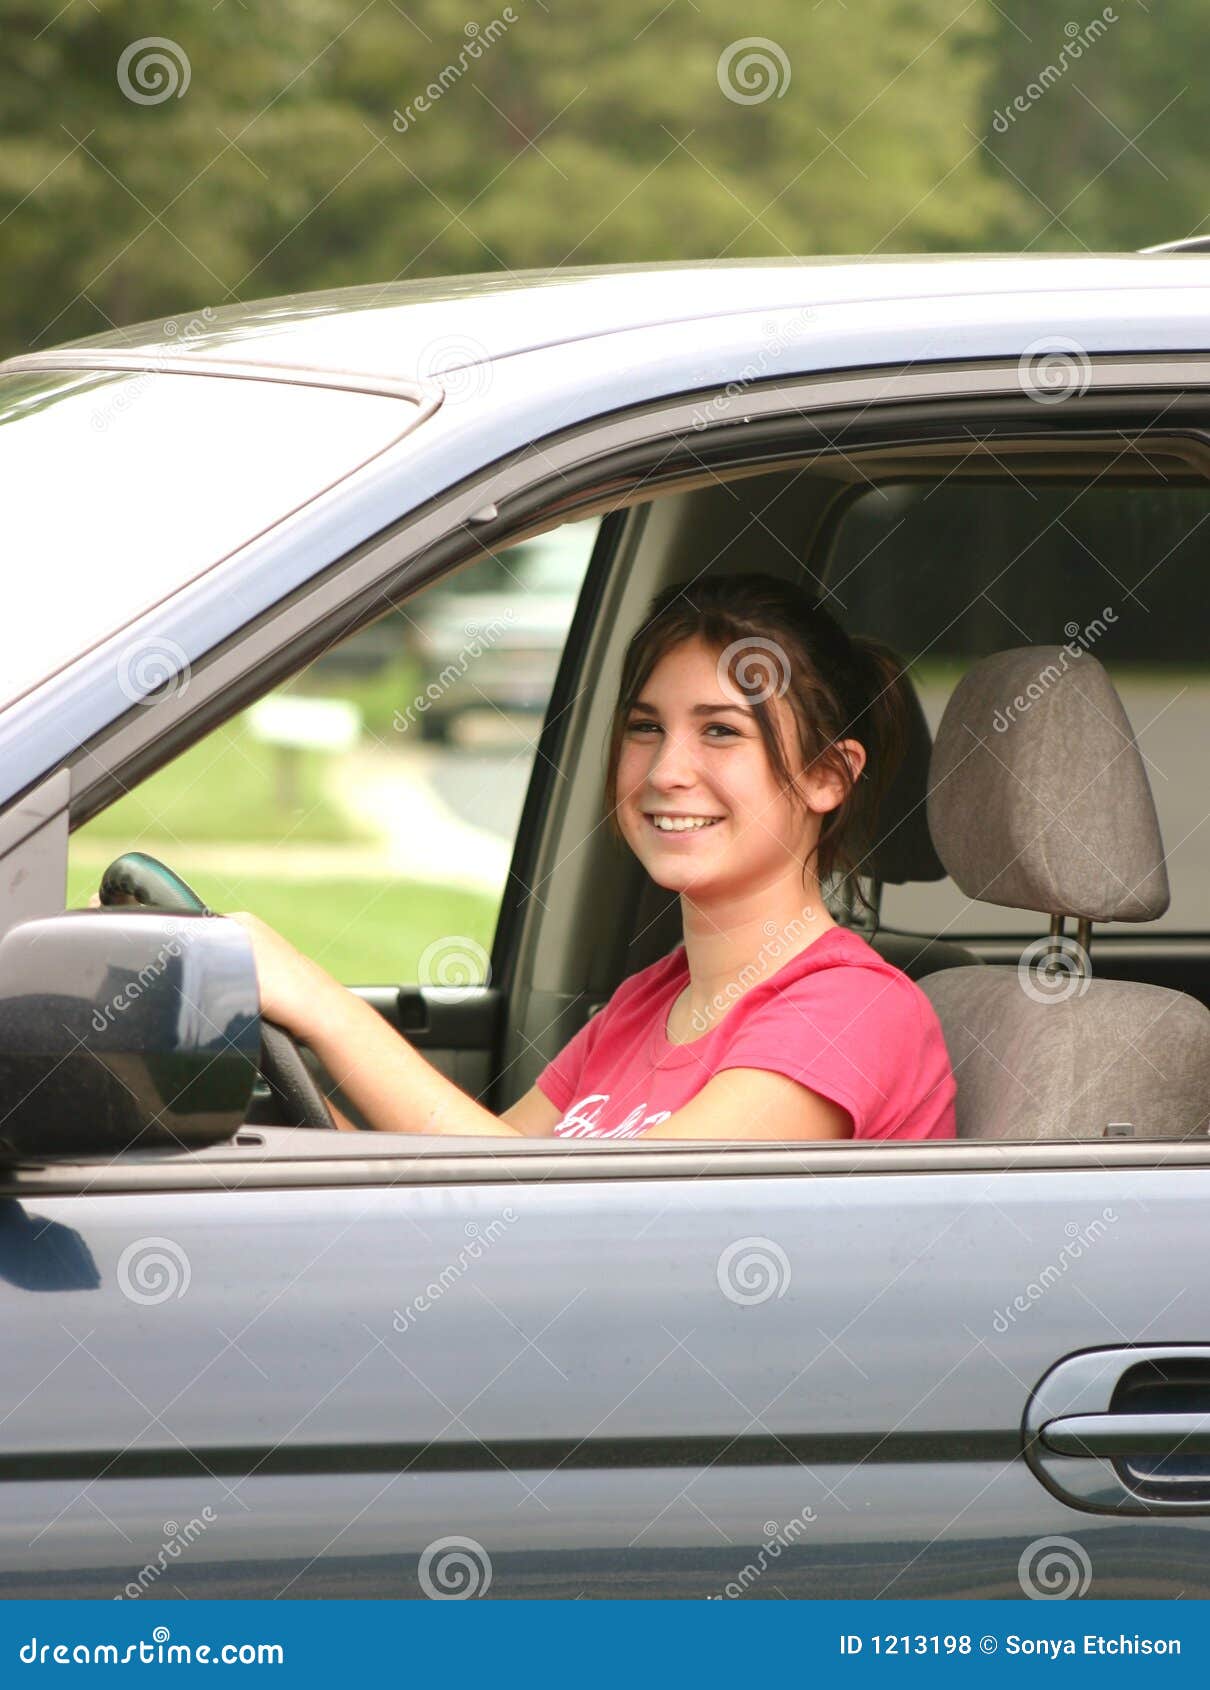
[650,815,721,832]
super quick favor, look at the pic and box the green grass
[65,861,498,985]
[80,718,365,846]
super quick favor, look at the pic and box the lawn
[80,717,364,845]
[65,858,498,985]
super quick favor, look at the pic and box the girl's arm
[230,912,524,1137]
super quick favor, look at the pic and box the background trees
[0,0,1189,356]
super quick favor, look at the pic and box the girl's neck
[679,879,836,1007]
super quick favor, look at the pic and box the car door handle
[1041,1411,1210,1458]
[1025,1345,1210,1514]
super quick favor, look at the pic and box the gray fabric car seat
[919,646,1210,1141]
[623,657,978,981]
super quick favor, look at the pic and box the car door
[3,1136,1206,1599]
[5,348,1210,1601]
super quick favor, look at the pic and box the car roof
[38,253,1210,388]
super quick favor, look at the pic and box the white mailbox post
[246,696,362,814]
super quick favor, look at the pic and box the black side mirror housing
[0,909,258,1158]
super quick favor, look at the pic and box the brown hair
[603,571,913,915]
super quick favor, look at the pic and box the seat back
[919,646,1210,1140]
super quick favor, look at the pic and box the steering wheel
[98,852,336,1131]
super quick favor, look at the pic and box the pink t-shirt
[536,925,957,1141]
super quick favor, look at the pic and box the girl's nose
[649,727,698,786]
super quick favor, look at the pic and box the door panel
[1,1163,1206,1598]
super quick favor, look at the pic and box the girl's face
[615,635,865,898]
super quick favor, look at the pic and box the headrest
[926,647,1169,923]
[865,667,945,886]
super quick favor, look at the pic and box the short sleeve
[714,966,923,1138]
[534,1002,607,1112]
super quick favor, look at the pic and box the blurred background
[5,0,1200,975]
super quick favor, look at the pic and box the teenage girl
[234,572,957,1142]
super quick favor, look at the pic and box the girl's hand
[225,911,340,1045]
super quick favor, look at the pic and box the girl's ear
[799,738,867,815]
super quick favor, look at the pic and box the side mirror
[0,909,258,1158]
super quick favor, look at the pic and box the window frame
[7,354,1210,1176]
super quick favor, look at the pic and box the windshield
[0,368,416,711]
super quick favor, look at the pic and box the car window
[827,479,1210,936]
[0,368,419,712]
[66,518,600,984]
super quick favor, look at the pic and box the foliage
[0,0,1037,356]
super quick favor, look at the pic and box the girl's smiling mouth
[645,812,725,834]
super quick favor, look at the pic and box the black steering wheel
[98,852,336,1131]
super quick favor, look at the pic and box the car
[3,252,1210,1601]
[404,519,601,741]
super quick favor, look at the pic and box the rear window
[828,479,1210,936]
[0,369,416,710]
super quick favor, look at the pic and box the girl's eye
[624,720,739,738]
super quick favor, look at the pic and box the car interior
[495,428,1210,1142]
[60,418,1210,1151]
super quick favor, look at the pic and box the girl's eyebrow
[629,701,752,717]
